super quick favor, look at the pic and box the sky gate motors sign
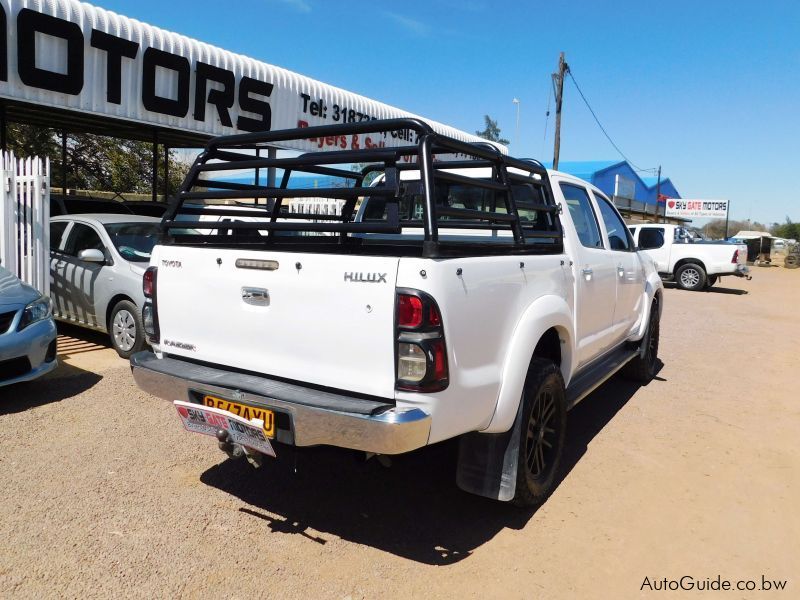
[665,199,729,219]
[0,0,488,153]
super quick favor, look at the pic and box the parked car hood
[0,266,41,308]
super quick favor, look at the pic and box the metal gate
[0,152,51,296]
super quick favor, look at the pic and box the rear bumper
[130,352,431,454]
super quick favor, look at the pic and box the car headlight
[18,296,52,330]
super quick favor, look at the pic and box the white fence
[286,198,346,236]
[0,152,51,296]
[287,198,346,217]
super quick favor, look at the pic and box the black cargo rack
[162,118,563,258]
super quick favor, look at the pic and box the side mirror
[78,248,106,263]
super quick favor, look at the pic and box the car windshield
[103,223,161,262]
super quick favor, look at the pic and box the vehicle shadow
[200,367,661,565]
[663,282,748,295]
[56,322,112,352]
[0,361,102,414]
[704,286,748,295]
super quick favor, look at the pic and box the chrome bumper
[130,352,431,455]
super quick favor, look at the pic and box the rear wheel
[109,300,145,359]
[623,299,660,383]
[675,263,706,291]
[512,359,567,508]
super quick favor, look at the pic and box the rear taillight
[143,267,157,298]
[143,267,159,343]
[397,294,423,328]
[395,290,448,392]
[731,249,739,264]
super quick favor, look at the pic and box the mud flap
[456,400,523,502]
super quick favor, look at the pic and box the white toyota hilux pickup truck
[131,119,663,507]
[629,223,749,291]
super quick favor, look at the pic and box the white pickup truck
[131,119,663,507]
[629,224,749,291]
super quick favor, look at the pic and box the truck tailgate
[151,246,399,398]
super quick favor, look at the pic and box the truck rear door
[151,245,400,399]
[555,180,617,367]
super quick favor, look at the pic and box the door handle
[617,265,625,277]
[241,287,270,306]
[581,268,593,277]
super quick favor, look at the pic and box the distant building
[547,160,686,224]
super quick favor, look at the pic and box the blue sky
[98,0,799,224]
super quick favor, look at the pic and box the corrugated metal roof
[0,0,503,153]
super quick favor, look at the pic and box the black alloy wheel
[513,359,567,508]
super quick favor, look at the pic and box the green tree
[773,217,800,240]
[475,115,510,145]
[6,123,190,197]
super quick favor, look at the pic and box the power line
[567,68,653,173]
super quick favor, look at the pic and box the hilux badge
[343,272,387,283]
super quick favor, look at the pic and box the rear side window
[364,181,506,223]
[639,228,665,250]
[50,222,69,251]
[595,195,632,251]
[64,223,105,256]
[560,183,602,248]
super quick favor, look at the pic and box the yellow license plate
[202,395,276,438]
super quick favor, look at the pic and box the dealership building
[549,160,684,224]
[0,0,496,202]
[0,0,685,223]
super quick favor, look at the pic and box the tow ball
[216,428,264,468]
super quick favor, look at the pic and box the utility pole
[655,165,662,223]
[552,52,568,170]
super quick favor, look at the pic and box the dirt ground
[1,267,798,599]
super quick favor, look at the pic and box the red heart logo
[668,201,676,209]
[177,406,189,418]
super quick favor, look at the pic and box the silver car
[49,214,162,358]
[0,265,58,386]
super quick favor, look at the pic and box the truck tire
[784,255,798,269]
[109,299,146,359]
[512,359,567,508]
[675,263,706,291]
[622,299,660,383]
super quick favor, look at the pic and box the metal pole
[268,147,277,187]
[267,147,277,211]
[151,131,158,203]
[0,102,6,153]
[61,130,67,195]
[655,165,662,223]
[163,145,169,201]
[254,147,260,205]
[724,202,730,239]
[552,52,567,170]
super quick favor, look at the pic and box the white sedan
[49,214,163,358]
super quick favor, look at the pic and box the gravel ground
[1,268,798,599]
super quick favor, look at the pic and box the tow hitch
[217,428,264,468]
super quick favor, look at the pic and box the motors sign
[0,0,493,153]
[665,199,729,219]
